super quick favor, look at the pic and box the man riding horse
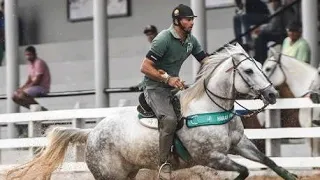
[140,4,208,179]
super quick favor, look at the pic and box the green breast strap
[186,111,234,128]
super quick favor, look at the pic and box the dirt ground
[136,167,320,180]
[247,175,320,180]
[0,166,319,180]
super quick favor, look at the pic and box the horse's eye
[244,69,253,75]
[265,68,271,72]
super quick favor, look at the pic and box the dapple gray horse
[6,43,298,180]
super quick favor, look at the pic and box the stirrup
[158,162,172,180]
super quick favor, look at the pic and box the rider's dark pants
[144,87,178,165]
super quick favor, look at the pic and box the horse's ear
[269,47,277,56]
[234,42,241,47]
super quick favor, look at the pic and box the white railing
[0,98,319,172]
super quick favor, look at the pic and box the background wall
[0,0,237,112]
[17,0,234,44]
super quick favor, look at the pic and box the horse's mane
[280,54,316,72]
[180,43,248,113]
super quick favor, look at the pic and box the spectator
[233,0,270,51]
[12,46,51,111]
[143,25,158,43]
[129,25,159,91]
[281,21,310,63]
[252,0,290,64]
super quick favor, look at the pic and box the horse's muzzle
[261,86,278,105]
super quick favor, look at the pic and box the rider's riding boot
[157,114,177,180]
[158,162,172,180]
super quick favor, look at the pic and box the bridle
[265,53,287,83]
[203,52,274,118]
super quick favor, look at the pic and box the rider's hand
[167,77,185,90]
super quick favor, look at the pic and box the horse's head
[262,51,286,87]
[194,43,278,107]
[226,43,278,104]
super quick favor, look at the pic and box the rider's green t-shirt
[144,24,203,89]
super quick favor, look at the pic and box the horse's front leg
[205,152,249,180]
[230,135,298,180]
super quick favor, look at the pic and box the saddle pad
[139,118,158,129]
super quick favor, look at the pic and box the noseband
[203,53,273,118]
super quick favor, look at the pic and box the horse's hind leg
[230,135,298,180]
[206,152,249,180]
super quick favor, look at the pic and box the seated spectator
[281,21,310,63]
[233,0,270,51]
[12,46,51,111]
[252,0,289,64]
[143,25,158,43]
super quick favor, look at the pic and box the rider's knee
[12,92,21,101]
[159,115,178,133]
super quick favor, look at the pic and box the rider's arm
[192,36,209,64]
[20,75,32,90]
[140,32,170,83]
[140,58,168,83]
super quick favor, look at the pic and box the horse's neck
[182,65,234,116]
[277,82,295,98]
[282,58,316,97]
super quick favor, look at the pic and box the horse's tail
[6,127,90,180]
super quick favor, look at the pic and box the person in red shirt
[12,46,51,111]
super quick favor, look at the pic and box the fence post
[265,109,281,157]
[28,104,43,158]
[70,102,85,162]
[311,107,320,156]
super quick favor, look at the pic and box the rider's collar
[169,24,191,41]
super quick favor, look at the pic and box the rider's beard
[183,27,192,34]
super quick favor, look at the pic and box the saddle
[137,92,184,130]
[137,92,156,118]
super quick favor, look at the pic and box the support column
[302,0,319,67]
[190,0,207,80]
[5,0,19,138]
[93,0,109,108]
